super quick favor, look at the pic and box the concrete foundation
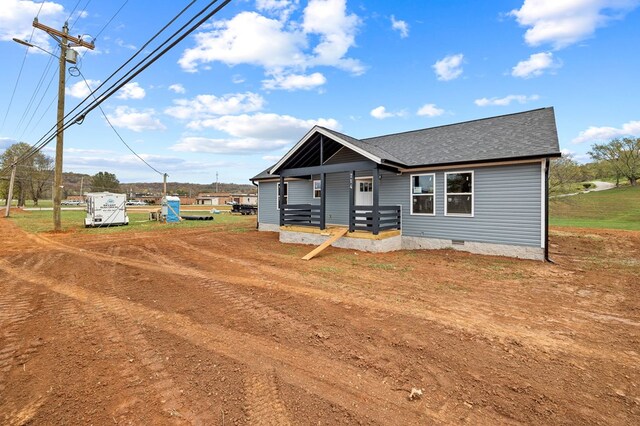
[258,223,280,232]
[279,229,402,253]
[402,236,544,261]
[262,222,544,260]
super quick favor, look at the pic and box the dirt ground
[0,217,638,425]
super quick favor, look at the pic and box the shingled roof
[253,107,560,180]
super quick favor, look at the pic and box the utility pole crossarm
[32,18,95,50]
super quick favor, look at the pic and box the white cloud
[370,106,406,120]
[262,155,282,162]
[474,94,540,107]
[116,82,146,100]
[0,0,66,51]
[106,106,166,132]
[66,79,101,99]
[302,0,363,73]
[432,54,464,81]
[170,137,291,154]
[165,92,265,120]
[64,152,240,176]
[262,72,326,90]
[0,137,17,151]
[572,120,640,144]
[179,11,307,72]
[416,104,445,117]
[179,1,363,75]
[509,0,640,49]
[168,83,186,94]
[511,52,560,78]
[187,112,340,140]
[391,15,409,38]
[115,38,137,50]
[256,0,299,20]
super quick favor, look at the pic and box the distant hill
[61,172,256,197]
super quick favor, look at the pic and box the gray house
[251,107,561,260]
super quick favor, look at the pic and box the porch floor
[280,225,401,240]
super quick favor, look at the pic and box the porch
[279,203,402,235]
[279,224,402,253]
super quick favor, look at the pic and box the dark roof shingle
[252,107,560,180]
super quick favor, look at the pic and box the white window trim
[312,179,321,199]
[444,170,474,217]
[276,182,288,210]
[410,173,436,216]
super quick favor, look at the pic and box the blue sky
[1,0,639,184]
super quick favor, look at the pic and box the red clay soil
[0,218,638,425]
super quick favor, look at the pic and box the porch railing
[350,205,401,235]
[280,204,321,227]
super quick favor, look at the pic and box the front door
[354,177,373,226]
[355,177,373,206]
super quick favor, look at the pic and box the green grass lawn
[550,185,640,230]
[9,210,255,234]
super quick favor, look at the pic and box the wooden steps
[301,228,348,260]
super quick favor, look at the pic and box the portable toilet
[84,192,129,227]
[162,196,181,223]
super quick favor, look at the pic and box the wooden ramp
[302,228,348,260]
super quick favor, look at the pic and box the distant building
[195,193,232,206]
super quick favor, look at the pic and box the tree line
[3,137,637,204]
[550,137,640,195]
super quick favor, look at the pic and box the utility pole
[163,173,168,196]
[216,171,219,193]
[32,18,94,231]
[4,157,17,218]
[79,176,84,197]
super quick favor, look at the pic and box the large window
[313,180,321,199]
[276,182,288,210]
[411,173,435,215]
[445,171,473,216]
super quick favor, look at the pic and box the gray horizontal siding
[380,163,542,247]
[258,179,315,224]
[261,162,543,248]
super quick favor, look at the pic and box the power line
[75,67,164,176]
[1,0,232,177]
[19,0,128,141]
[14,0,201,165]
[0,0,46,132]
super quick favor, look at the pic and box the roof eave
[269,127,383,174]
[398,153,562,171]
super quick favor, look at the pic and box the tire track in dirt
[167,238,640,365]
[0,283,50,426]
[0,258,438,425]
[0,282,37,391]
[244,371,291,426]
[99,245,207,424]
[27,231,640,364]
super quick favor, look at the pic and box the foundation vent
[451,240,465,246]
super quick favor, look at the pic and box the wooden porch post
[319,135,326,230]
[372,168,380,235]
[348,170,355,232]
[279,175,285,226]
[320,172,326,230]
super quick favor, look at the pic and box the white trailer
[84,192,129,227]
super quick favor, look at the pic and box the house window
[276,182,288,210]
[313,180,321,199]
[359,181,372,192]
[445,171,473,216]
[411,173,435,215]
